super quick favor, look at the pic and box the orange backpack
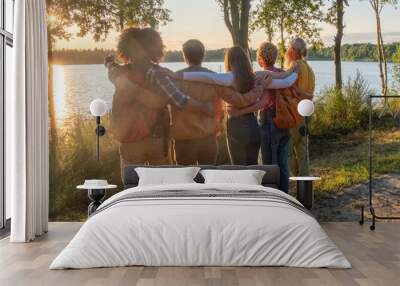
[273,88,304,129]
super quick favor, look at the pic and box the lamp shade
[298,99,315,117]
[90,99,107,117]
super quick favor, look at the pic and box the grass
[311,128,400,199]
[49,114,121,221]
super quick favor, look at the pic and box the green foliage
[50,115,121,221]
[51,43,400,64]
[47,0,170,47]
[252,0,323,60]
[311,129,400,193]
[391,44,400,92]
[311,72,371,137]
[325,0,349,26]
[308,42,400,62]
[46,0,75,46]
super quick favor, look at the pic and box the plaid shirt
[106,60,189,109]
[145,66,189,108]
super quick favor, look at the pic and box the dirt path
[312,173,400,221]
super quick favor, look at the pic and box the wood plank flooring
[0,222,399,286]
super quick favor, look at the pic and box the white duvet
[50,183,351,269]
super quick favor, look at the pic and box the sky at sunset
[54,0,400,51]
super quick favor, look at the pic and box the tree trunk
[376,17,386,97]
[279,18,285,68]
[372,1,387,98]
[334,0,344,90]
[221,0,250,53]
[239,36,249,54]
[47,31,58,199]
[267,32,273,42]
[47,36,58,149]
[119,14,125,31]
[239,0,250,53]
[381,32,388,98]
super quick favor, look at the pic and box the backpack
[273,88,304,129]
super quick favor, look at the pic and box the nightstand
[289,177,321,210]
[77,180,117,216]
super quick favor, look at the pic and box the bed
[50,165,350,269]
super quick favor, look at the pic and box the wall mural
[47,0,400,222]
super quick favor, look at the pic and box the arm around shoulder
[216,86,263,108]
[183,71,235,87]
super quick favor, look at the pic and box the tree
[46,0,77,180]
[366,0,398,98]
[326,0,349,90]
[45,0,170,185]
[253,0,323,66]
[217,0,252,53]
[47,0,170,49]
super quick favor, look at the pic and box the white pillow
[200,169,266,185]
[135,167,201,186]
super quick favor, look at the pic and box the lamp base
[87,189,106,216]
[296,180,314,210]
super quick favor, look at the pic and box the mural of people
[106,28,267,178]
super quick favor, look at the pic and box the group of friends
[105,27,315,193]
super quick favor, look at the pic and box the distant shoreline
[52,59,385,66]
[51,42,399,65]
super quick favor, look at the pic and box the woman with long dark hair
[180,46,298,165]
[224,47,260,165]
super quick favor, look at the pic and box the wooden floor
[0,222,399,286]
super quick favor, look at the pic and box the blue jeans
[259,110,290,193]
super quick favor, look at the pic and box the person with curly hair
[105,27,215,179]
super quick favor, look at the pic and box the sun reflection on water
[52,65,66,123]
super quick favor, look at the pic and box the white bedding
[50,183,351,269]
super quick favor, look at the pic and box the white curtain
[8,0,49,242]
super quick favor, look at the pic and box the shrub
[391,44,400,93]
[311,72,371,137]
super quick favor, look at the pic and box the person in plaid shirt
[105,28,213,115]
[105,28,215,177]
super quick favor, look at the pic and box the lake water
[52,61,395,124]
